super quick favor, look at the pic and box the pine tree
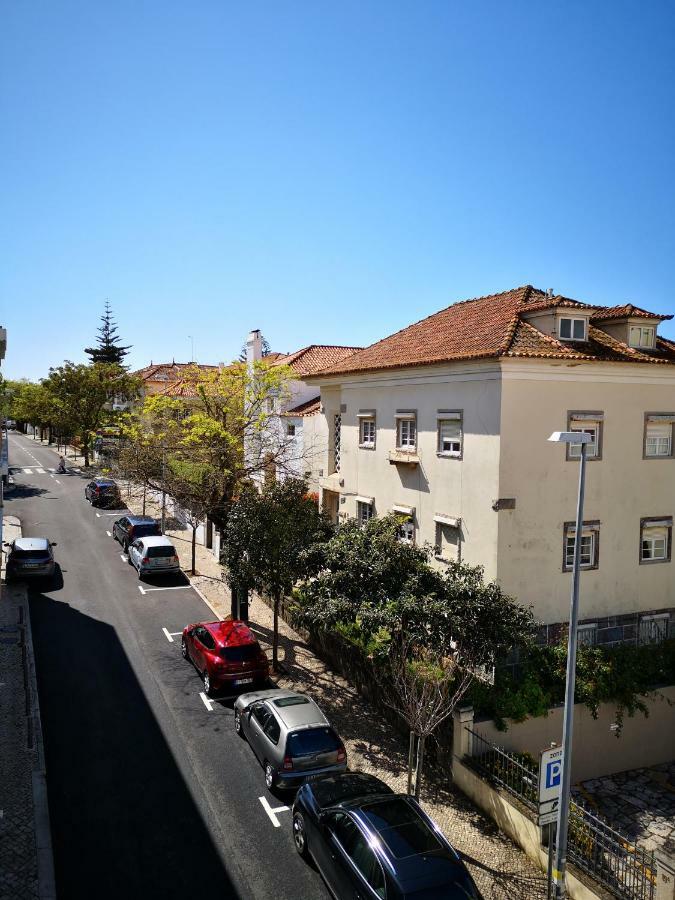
[85,300,131,366]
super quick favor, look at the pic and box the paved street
[5,431,328,900]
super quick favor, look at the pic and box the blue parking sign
[539,746,564,806]
[546,759,562,789]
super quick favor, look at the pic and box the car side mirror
[50,542,58,547]
[3,542,10,548]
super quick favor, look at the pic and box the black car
[112,515,161,551]
[292,773,482,900]
[84,478,122,508]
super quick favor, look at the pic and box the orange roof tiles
[590,304,672,322]
[283,397,321,417]
[313,286,675,377]
[273,345,361,376]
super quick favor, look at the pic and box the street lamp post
[547,430,592,899]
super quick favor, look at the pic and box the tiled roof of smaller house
[273,345,361,376]
[134,362,219,382]
[283,397,321,417]
[313,286,675,376]
[590,304,673,322]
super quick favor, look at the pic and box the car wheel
[264,762,276,790]
[122,540,129,553]
[293,812,309,859]
[234,709,245,737]
[181,637,189,660]
[203,671,214,697]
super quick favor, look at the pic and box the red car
[181,619,270,696]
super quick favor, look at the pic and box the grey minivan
[4,537,56,581]
[234,689,347,790]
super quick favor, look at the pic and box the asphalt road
[6,431,328,900]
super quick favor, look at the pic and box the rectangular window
[397,417,416,449]
[357,500,374,527]
[398,518,414,544]
[567,412,603,460]
[287,423,296,436]
[435,522,460,561]
[563,521,599,571]
[640,518,672,564]
[629,326,655,349]
[359,417,376,447]
[559,318,587,340]
[645,417,674,458]
[638,614,670,646]
[437,413,462,456]
[577,623,597,647]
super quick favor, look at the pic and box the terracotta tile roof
[272,345,361,376]
[313,286,675,376]
[590,304,673,322]
[134,362,219,382]
[283,397,321,417]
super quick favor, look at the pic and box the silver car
[4,537,56,581]
[127,535,180,579]
[234,689,347,790]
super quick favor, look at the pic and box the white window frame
[645,418,673,458]
[434,520,460,561]
[356,500,374,527]
[640,518,671,564]
[629,325,655,349]
[398,517,415,544]
[396,416,416,450]
[564,523,598,571]
[569,426,598,459]
[437,412,462,457]
[359,417,376,448]
[559,317,587,341]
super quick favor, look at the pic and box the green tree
[42,362,139,465]
[85,300,131,366]
[10,381,59,440]
[221,479,333,670]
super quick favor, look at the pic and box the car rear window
[287,727,341,757]
[134,524,160,537]
[146,546,176,558]
[13,549,49,559]
[221,645,259,662]
[272,696,310,708]
[98,483,117,490]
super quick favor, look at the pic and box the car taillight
[142,557,149,564]
[94,487,100,494]
[337,746,346,763]
[283,756,293,770]
[172,555,179,563]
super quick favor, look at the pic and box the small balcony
[388,448,420,467]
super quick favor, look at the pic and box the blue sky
[1,1,674,379]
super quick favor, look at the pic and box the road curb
[4,515,58,900]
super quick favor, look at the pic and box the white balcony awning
[355,495,374,506]
[392,504,414,517]
[434,514,461,528]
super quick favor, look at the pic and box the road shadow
[28,592,243,900]
[5,482,51,500]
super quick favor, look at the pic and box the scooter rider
[57,455,66,473]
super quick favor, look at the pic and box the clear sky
[1,1,674,380]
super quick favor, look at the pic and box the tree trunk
[407,731,416,796]
[191,525,197,575]
[272,593,280,672]
[142,483,147,516]
[414,734,426,800]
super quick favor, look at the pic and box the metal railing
[464,728,656,900]
[464,727,538,808]
[568,796,655,900]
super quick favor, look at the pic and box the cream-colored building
[309,286,675,644]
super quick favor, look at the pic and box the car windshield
[287,728,340,757]
[146,546,175,558]
[221,645,259,662]
[13,549,49,559]
[272,696,310,708]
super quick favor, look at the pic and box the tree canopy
[85,300,131,366]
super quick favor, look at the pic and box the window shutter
[439,419,461,443]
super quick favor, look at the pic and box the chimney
[246,330,263,369]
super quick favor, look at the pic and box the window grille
[638,615,669,646]
[333,414,342,473]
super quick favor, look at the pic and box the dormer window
[629,325,655,349]
[559,317,587,341]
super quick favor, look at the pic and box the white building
[308,286,675,645]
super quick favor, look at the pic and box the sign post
[539,746,564,897]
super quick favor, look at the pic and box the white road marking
[35,467,45,474]
[55,479,62,485]
[49,474,55,479]
[22,468,33,475]
[136,584,193,593]
[162,627,182,643]
[138,585,146,595]
[120,554,128,562]
[106,530,112,537]
[259,796,290,828]
[96,513,102,518]
[199,692,214,712]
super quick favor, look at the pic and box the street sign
[539,808,559,827]
[539,746,564,805]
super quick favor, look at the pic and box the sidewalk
[0,517,55,900]
[120,489,548,898]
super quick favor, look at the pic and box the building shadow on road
[28,591,243,900]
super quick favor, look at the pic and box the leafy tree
[42,363,139,465]
[167,459,213,574]
[10,381,60,440]
[85,300,131,366]
[221,479,333,670]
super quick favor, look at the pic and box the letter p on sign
[546,759,562,789]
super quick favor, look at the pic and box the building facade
[309,286,675,644]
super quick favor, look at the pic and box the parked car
[127,535,180,579]
[292,772,482,899]
[85,477,122,508]
[182,619,269,696]
[234,689,347,790]
[5,419,16,429]
[4,537,57,582]
[112,515,161,551]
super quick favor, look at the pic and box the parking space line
[120,554,128,562]
[199,692,214,712]
[55,479,62,485]
[137,584,194,593]
[162,628,182,643]
[138,585,146,595]
[49,474,55,479]
[259,796,290,828]
[106,530,112,537]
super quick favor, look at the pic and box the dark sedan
[292,772,482,899]
[112,515,161,551]
[84,477,122,508]
[4,537,57,582]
